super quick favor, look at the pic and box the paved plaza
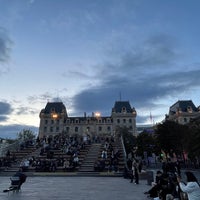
[0,176,150,200]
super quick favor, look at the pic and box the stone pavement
[0,176,151,200]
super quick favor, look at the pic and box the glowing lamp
[95,112,101,117]
[52,114,58,119]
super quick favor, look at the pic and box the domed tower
[38,101,68,139]
[111,101,137,136]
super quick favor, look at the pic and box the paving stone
[0,176,150,200]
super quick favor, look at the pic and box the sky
[1,0,200,139]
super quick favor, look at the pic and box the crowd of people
[143,159,200,200]
[1,133,122,173]
[20,133,91,172]
[93,137,121,172]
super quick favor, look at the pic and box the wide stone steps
[79,143,102,172]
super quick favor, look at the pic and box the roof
[112,101,134,113]
[169,100,198,112]
[43,102,67,114]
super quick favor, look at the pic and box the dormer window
[176,107,182,114]
[187,106,192,113]
[122,107,126,113]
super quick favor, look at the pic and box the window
[51,108,55,112]
[50,127,53,132]
[45,120,48,124]
[107,126,111,131]
[56,127,59,132]
[98,126,102,131]
[75,127,79,132]
[187,106,192,113]
[51,120,54,124]
[123,119,126,123]
[44,127,47,132]
[117,119,120,123]
[122,107,126,113]
[129,119,132,123]
[66,127,69,132]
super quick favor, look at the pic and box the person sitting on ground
[144,170,167,198]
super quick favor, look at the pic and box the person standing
[177,171,200,200]
[130,159,139,184]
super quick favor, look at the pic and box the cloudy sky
[0,0,200,138]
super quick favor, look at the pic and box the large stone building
[38,100,137,139]
[165,100,200,124]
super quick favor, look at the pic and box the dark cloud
[0,115,8,122]
[100,34,179,77]
[0,27,12,63]
[0,101,12,115]
[0,124,38,139]
[70,34,200,123]
[72,68,200,122]
[0,27,12,76]
[16,106,38,115]
[0,101,13,122]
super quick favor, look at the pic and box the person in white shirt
[177,171,200,200]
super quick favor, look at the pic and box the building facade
[165,100,200,124]
[38,100,137,139]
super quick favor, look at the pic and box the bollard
[147,170,154,185]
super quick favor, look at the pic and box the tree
[119,127,137,155]
[136,131,157,157]
[185,118,200,159]
[17,129,36,141]
[154,121,187,157]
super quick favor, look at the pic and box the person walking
[177,171,200,200]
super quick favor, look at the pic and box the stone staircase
[78,143,102,175]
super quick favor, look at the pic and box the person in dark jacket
[12,168,27,189]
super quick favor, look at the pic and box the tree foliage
[185,119,200,159]
[17,129,36,141]
[120,127,136,154]
[155,121,187,156]
[136,131,157,157]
